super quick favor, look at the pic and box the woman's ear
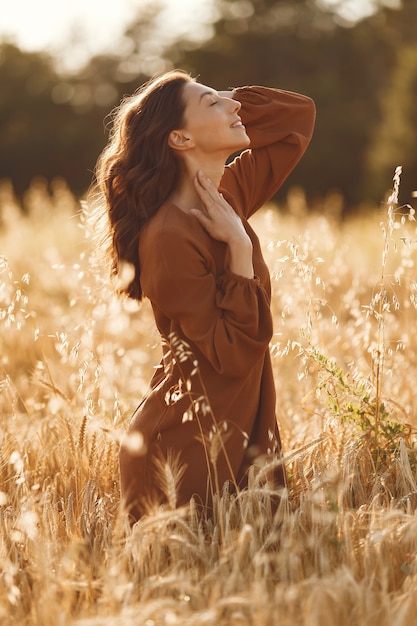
[168,130,194,152]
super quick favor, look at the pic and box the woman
[95,70,315,522]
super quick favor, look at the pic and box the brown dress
[119,86,316,520]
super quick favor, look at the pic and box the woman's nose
[230,98,241,113]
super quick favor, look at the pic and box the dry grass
[1,172,417,625]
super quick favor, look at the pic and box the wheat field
[1,171,417,626]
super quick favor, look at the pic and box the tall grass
[1,173,417,625]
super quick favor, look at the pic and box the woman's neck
[168,161,225,214]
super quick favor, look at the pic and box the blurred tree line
[0,0,416,212]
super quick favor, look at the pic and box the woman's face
[179,82,250,157]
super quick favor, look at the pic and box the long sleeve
[139,212,273,379]
[220,86,316,218]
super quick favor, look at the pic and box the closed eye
[210,101,219,106]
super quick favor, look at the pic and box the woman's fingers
[194,170,227,212]
[191,170,248,244]
[195,171,217,203]
[190,207,210,227]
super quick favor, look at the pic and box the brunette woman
[94,70,315,522]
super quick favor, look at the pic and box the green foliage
[1,1,417,209]
[300,165,417,477]
[307,346,416,471]
[0,43,106,196]
[366,43,417,206]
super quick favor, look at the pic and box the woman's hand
[191,170,246,244]
[218,89,236,99]
[191,170,254,279]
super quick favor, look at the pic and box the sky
[0,0,402,72]
[0,0,214,71]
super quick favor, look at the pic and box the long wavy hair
[92,69,194,300]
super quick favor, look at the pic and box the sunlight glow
[0,0,213,71]
[317,0,401,25]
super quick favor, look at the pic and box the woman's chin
[239,133,251,149]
